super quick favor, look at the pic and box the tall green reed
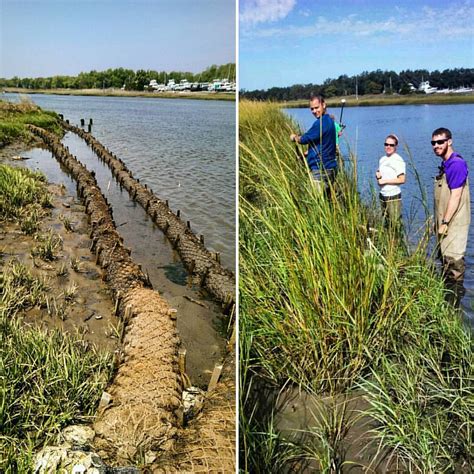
[240,101,420,392]
[239,100,472,471]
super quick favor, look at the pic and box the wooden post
[178,348,187,374]
[227,324,236,351]
[177,210,180,218]
[114,292,121,316]
[178,348,191,389]
[87,123,92,133]
[200,234,204,245]
[124,304,132,323]
[208,363,223,392]
[80,118,85,126]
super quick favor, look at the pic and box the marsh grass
[31,230,63,261]
[239,100,473,471]
[70,257,83,273]
[59,213,74,232]
[0,157,114,470]
[0,258,114,470]
[0,314,113,470]
[1,259,49,308]
[281,93,474,109]
[0,164,50,222]
[0,97,62,145]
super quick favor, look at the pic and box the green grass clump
[0,164,51,225]
[0,259,49,314]
[0,260,114,471]
[0,97,62,145]
[31,230,63,261]
[239,100,473,471]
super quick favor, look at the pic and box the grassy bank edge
[266,93,474,108]
[0,98,63,146]
[3,87,236,102]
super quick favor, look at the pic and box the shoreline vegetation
[0,98,116,469]
[277,92,474,108]
[239,100,473,472]
[0,98,62,146]
[0,163,115,470]
[3,87,235,101]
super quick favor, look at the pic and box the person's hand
[376,171,384,186]
[290,133,298,142]
[438,223,449,236]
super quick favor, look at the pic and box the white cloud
[240,0,297,25]
[242,2,474,40]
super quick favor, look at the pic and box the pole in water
[339,99,346,125]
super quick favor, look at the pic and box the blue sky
[240,0,474,90]
[1,0,235,78]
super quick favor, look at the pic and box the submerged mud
[63,122,235,310]
[27,125,235,471]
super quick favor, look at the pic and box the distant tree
[399,83,412,95]
[322,84,337,98]
[366,80,383,94]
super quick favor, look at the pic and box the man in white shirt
[375,134,406,228]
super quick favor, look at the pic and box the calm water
[7,93,236,270]
[287,104,474,323]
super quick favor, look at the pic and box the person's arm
[377,174,406,186]
[297,120,322,145]
[438,186,464,235]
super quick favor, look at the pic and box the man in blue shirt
[290,94,337,187]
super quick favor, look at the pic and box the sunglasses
[431,139,449,146]
[384,143,396,147]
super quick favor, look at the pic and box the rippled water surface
[287,103,474,323]
[10,93,236,270]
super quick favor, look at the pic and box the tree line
[0,63,236,91]
[241,68,474,101]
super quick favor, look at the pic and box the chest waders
[434,173,470,281]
